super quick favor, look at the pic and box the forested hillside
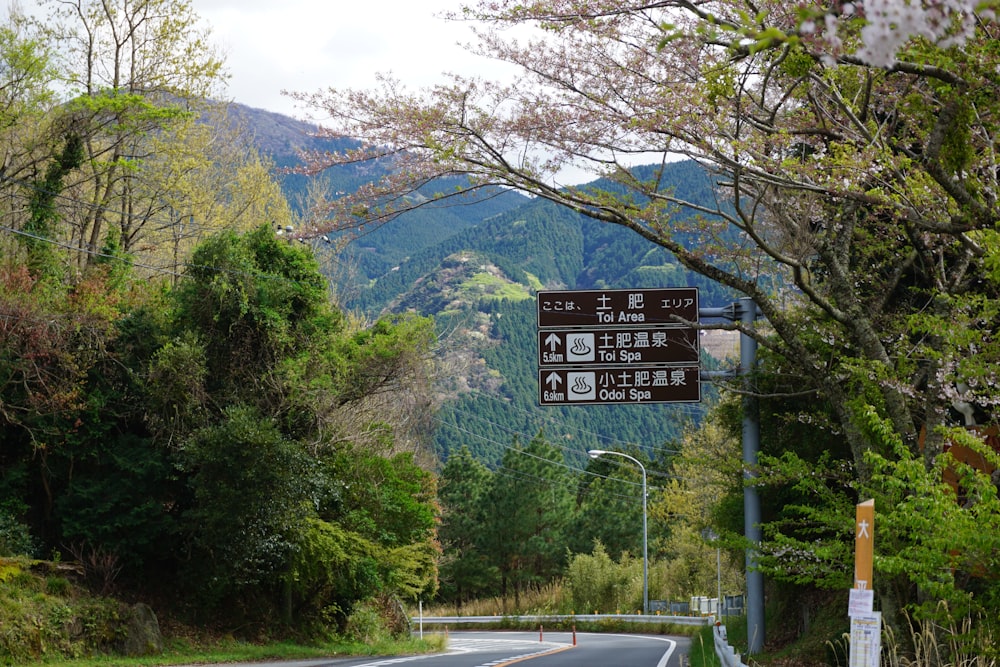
[312,159,736,315]
[238,111,739,466]
[230,104,534,288]
[432,298,720,466]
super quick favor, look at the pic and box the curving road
[214,630,691,667]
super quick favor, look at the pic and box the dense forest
[2,225,441,629]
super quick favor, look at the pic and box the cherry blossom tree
[290,0,1000,620]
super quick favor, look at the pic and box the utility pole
[700,297,764,654]
[739,297,764,654]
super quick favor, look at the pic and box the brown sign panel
[538,366,701,405]
[854,500,874,591]
[538,327,700,366]
[537,288,699,328]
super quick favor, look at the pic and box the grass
[880,611,998,667]
[0,556,447,667]
[418,582,569,617]
[30,635,449,667]
[715,603,999,667]
[458,272,533,302]
[688,625,722,667]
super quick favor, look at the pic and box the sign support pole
[535,289,763,651]
[849,500,879,667]
[698,298,763,653]
[739,297,765,655]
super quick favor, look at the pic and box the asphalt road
[201,630,691,667]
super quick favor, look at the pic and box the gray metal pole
[717,546,722,616]
[641,462,648,616]
[740,297,765,654]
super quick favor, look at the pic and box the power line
[433,415,686,493]
[0,221,348,290]
[491,465,651,505]
[436,406,686,481]
[2,223,186,278]
[453,394,697,457]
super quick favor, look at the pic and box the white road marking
[350,637,571,667]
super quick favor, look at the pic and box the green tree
[36,0,225,266]
[179,404,311,604]
[652,412,744,603]
[167,224,334,414]
[0,264,127,544]
[21,132,83,280]
[0,9,63,264]
[327,446,438,550]
[131,103,298,279]
[152,226,438,626]
[437,445,496,607]
[482,432,573,608]
[1,219,441,632]
[571,453,646,560]
[288,517,379,631]
[565,542,641,614]
[1,2,289,285]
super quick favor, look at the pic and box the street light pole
[588,449,648,615]
[704,528,722,617]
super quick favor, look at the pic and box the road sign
[537,288,699,328]
[538,366,700,405]
[538,327,699,366]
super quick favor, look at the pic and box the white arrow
[545,333,561,351]
[546,372,563,390]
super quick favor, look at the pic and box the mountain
[365,171,733,466]
[243,103,736,466]
[229,103,533,280]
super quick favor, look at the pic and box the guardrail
[714,623,748,667]
[411,613,712,627]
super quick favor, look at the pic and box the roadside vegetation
[0,556,445,666]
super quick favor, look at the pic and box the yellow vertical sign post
[854,499,874,591]
[850,499,879,667]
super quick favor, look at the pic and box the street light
[588,449,648,615]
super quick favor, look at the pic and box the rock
[120,603,163,656]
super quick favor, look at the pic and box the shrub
[0,512,36,557]
[565,542,641,614]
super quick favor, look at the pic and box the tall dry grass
[830,611,997,667]
[416,581,570,617]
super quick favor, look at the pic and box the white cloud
[194,0,505,117]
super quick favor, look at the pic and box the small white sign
[566,372,596,401]
[849,588,874,617]
[850,612,882,667]
[565,333,596,362]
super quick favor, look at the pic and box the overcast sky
[197,0,508,117]
[1,0,509,118]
